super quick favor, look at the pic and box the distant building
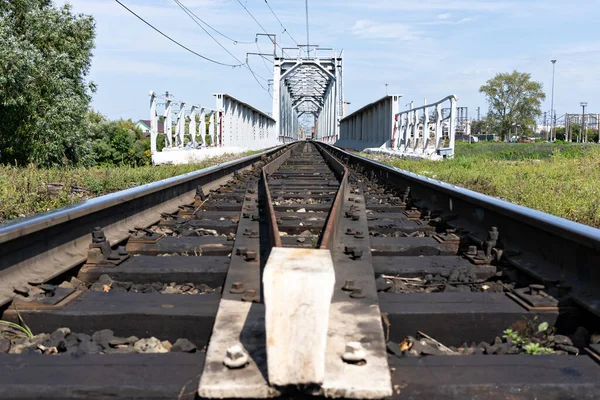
[136,120,164,137]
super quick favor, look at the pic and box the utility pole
[580,102,587,142]
[305,0,310,57]
[550,60,557,141]
[476,106,480,121]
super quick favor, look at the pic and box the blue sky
[61,0,600,122]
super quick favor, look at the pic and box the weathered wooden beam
[263,248,335,387]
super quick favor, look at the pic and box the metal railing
[393,95,458,158]
[335,95,458,159]
[149,92,281,164]
[149,91,217,154]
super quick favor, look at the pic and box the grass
[503,318,555,355]
[360,142,600,228]
[0,305,34,340]
[0,151,261,223]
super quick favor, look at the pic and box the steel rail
[316,145,348,250]
[315,141,600,317]
[0,145,290,307]
[260,142,350,250]
[260,144,301,248]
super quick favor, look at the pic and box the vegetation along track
[1,142,600,399]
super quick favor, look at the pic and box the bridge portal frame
[273,48,343,143]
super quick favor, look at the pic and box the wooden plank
[158,219,238,234]
[263,248,335,386]
[273,204,332,212]
[2,291,219,346]
[370,236,458,256]
[0,353,205,400]
[389,354,600,399]
[373,255,496,279]
[126,236,232,256]
[379,292,557,346]
[78,255,229,285]
[2,353,598,399]
[367,220,435,234]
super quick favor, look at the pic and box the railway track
[1,141,600,399]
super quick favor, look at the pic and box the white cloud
[351,20,422,40]
[420,16,477,26]
[54,0,600,121]
[457,16,476,24]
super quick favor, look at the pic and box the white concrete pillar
[149,91,158,154]
[209,112,216,146]
[434,105,442,149]
[164,99,173,149]
[176,102,186,148]
[200,108,206,146]
[422,106,429,153]
[189,106,198,147]
[448,97,457,152]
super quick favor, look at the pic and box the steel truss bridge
[148,45,458,164]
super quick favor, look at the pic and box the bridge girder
[272,49,344,141]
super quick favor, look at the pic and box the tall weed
[362,144,600,228]
[0,151,259,223]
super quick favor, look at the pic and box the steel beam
[214,93,277,150]
[274,49,343,142]
[337,95,458,159]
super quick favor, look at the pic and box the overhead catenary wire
[173,0,270,93]
[173,0,247,66]
[264,0,299,46]
[247,60,273,98]
[172,0,256,45]
[256,41,274,75]
[235,0,281,50]
[114,0,242,67]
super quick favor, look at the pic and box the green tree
[470,119,487,134]
[88,112,150,166]
[0,0,95,166]
[572,125,582,142]
[569,125,598,143]
[555,127,566,141]
[479,71,546,141]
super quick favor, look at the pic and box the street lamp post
[550,60,557,141]
[580,102,587,142]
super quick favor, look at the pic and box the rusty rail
[317,146,349,250]
[260,143,300,248]
[315,141,600,319]
[0,145,290,308]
